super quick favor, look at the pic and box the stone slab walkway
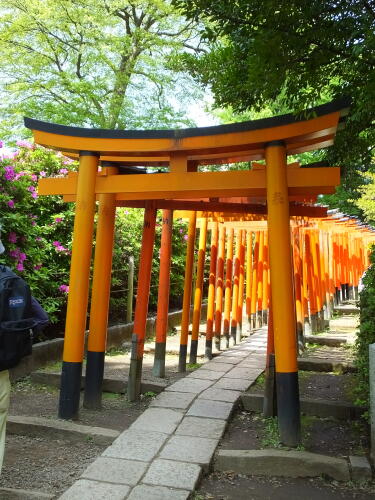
[59,329,267,499]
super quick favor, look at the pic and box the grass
[187,362,203,370]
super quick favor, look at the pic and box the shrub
[355,245,375,411]
[0,142,189,332]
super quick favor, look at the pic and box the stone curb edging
[58,331,267,499]
[0,487,54,499]
[7,415,120,446]
[215,449,351,481]
[241,392,367,420]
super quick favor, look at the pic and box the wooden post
[250,232,260,329]
[190,218,208,363]
[206,222,218,359]
[256,231,264,328]
[214,225,226,350]
[84,166,117,410]
[153,209,173,378]
[266,141,300,447]
[178,212,197,372]
[245,231,253,330]
[127,204,157,401]
[231,230,242,344]
[223,228,234,348]
[262,231,269,326]
[237,230,246,342]
[58,152,99,420]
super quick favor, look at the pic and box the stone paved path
[59,329,267,499]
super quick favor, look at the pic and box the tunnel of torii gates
[24,98,374,446]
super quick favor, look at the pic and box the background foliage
[0,143,188,337]
[355,246,375,412]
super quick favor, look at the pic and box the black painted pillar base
[276,371,301,447]
[83,351,105,409]
[296,321,304,353]
[178,344,187,372]
[262,310,268,326]
[263,353,277,417]
[214,335,221,351]
[334,288,340,306]
[205,339,213,360]
[153,342,166,378]
[127,334,143,402]
[354,286,359,300]
[230,326,237,344]
[58,361,83,420]
[224,332,230,349]
[189,339,198,364]
[310,313,318,333]
[251,314,256,330]
[256,311,263,328]
[236,324,241,344]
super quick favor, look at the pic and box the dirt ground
[222,370,369,458]
[196,471,375,500]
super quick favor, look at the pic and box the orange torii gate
[25,99,348,447]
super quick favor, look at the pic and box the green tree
[173,0,375,170]
[0,0,202,136]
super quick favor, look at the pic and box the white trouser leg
[0,370,10,474]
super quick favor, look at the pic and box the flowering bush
[0,141,189,331]
[0,141,75,325]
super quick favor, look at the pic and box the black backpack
[0,266,37,370]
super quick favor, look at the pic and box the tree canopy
[0,0,202,136]
[174,0,375,170]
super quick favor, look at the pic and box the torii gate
[25,98,348,446]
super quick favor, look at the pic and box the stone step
[241,393,366,420]
[304,334,347,347]
[7,415,119,445]
[297,357,356,373]
[215,449,350,481]
[334,306,359,315]
[30,371,166,394]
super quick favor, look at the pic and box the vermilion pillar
[214,225,225,350]
[256,231,264,327]
[190,218,208,363]
[179,212,197,372]
[223,228,234,348]
[262,231,269,325]
[153,209,173,378]
[245,231,253,327]
[83,166,117,410]
[237,230,246,343]
[58,152,99,420]
[128,204,157,401]
[231,230,242,344]
[206,222,218,359]
[266,141,300,446]
[250,232,260,329]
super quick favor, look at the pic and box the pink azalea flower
[53,241,60,247]
[4,166,15,181]
[19,252,26,262]
[8,232,17,243]
[16,262,24,271]
[16,139,33,149]
[7,200,15,208]
[31,174,38,181]
[32,192,38,199]
[39,171,46,177]
[54,217,63,223]
[0,140,3,148]
[34,264,42,270]
[59,284,69,293]
[184,234,188,241]
[59,168,68,175]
